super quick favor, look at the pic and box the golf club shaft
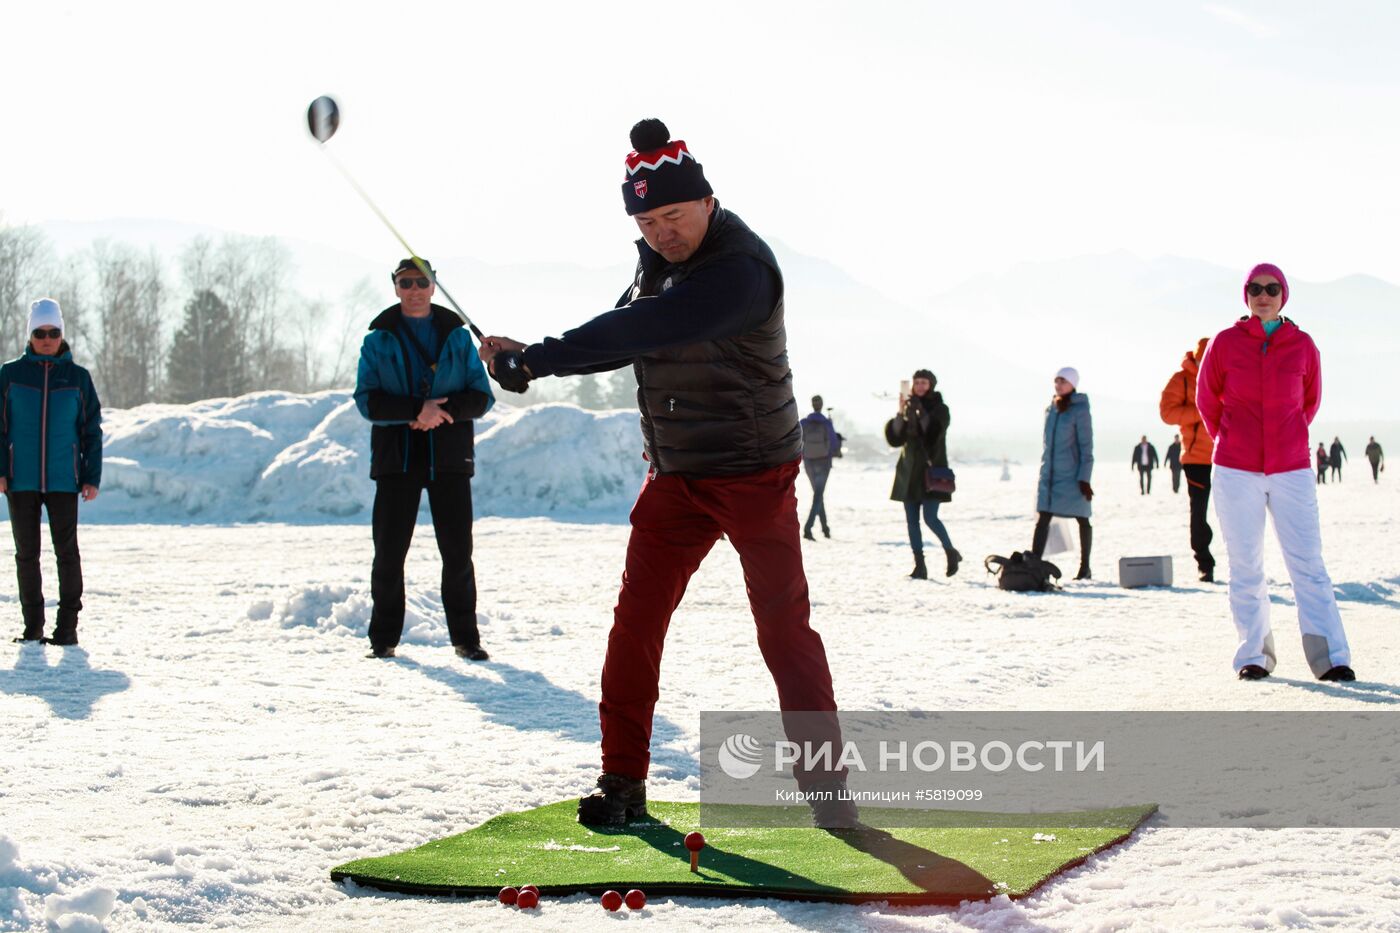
[319,145,485,339]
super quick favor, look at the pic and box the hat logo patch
[634,180,648,198]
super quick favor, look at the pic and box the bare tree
[89,240,166,407]
[0,219,54,360]
[180,234,293,393]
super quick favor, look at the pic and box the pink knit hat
[1243,263,1289,309]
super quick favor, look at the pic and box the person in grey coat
[1030,366,1095,580]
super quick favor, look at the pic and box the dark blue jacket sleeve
[0,366,10,479]
[79,369,103,487]
[521,255,778,378]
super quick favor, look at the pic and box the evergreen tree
[575,373,605,409]
[167,289,241,402]
[603,366,638,409]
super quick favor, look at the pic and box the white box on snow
[1118,555,1173,588]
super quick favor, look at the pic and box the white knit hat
[28,298,64,334]
[1055,366,1080,389]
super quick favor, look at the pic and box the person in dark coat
[1031,367,1094,580]
[1131,436,1159,494]
[1315,443,1328,484]
[1329,437,1346,482]
[0,299,102,646]
[799,395,841,540]
[1365,436,1384,483]
[353,258,495,661]
[478,119,852,830]
[885,369,960,579]
[1164,434,1183,493]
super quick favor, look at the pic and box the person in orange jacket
[1160,337,1216,582]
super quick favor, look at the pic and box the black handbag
[924,466,956,494]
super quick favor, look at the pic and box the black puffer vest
[626,207,801,476]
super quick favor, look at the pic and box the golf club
[306,95,484,339]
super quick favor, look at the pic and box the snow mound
[271,583,487,647]
[44,887,117,932]
[87,391,646,523]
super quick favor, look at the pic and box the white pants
[1212,466,1351,676]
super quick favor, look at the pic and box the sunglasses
[1246,282,1283,298]
[397,277,432,290]
[31,328,62,340]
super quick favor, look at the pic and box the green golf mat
[332,800,1156,905]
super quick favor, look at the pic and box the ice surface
[3,452,1399,929]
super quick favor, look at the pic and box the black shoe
[1238,664,1270,680]
[1075,567,1092,581]
[1199,569,1215,583]
[821,526,830,539]
[577,773,648,826]
[43,631,78,646]
[804,778,859,829]
[455,644,489,661]
[909,551,927,580]
[1319,665,1356,682]
[945,548,962,577]
[12,636,43,644]
[368,645,396,659]
[803,528,816,541]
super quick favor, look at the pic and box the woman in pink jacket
[1196,263,1354,682]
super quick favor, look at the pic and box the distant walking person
[1315,443,1328,485]
[1,299,102,646]
[1131,435,1159,494]
[1329,437,1347,482]
[886,370,961,578]
[1196,263,1354,682]
[354,258,495,661]
[1160,339,1216,582]
[799,395,841,540]
[1031,367,1094,581]
[1164,435,1183,493]
[1365,436,1384,483]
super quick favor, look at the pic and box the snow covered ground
[4,402,1400,930]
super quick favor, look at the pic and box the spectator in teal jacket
[1031,366,1094,580]
[353,259,495,661]
[0,299,102,645]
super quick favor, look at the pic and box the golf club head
[307,95,340,143]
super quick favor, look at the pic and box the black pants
[369,468,479,650]
[1183,464,1215,574]
[1330,462,1342,482]
[1030,511,1091,571]
[7,491,82,639]
[1371,459,1381,483]
[1170,465,1182,493]
[1137,467,1153,494]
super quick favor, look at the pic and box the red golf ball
[497,886,518,905]
[625,889,647,910]
[600,890,623,911]
[516,889,539,909]
[520,884,539,896]
[684,831,706,851]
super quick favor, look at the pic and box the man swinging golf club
[479,119,855,829]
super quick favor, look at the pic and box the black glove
[1079,481,1094,501]
[491,351,531,394]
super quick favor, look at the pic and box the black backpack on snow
[984,552,1061,592]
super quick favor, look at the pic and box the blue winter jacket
[1035,392,1094,518]
[0,344,103,494]
[353,304,494,479]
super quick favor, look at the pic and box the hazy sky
[3,1,1398,292]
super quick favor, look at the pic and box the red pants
[599,459,841,782]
